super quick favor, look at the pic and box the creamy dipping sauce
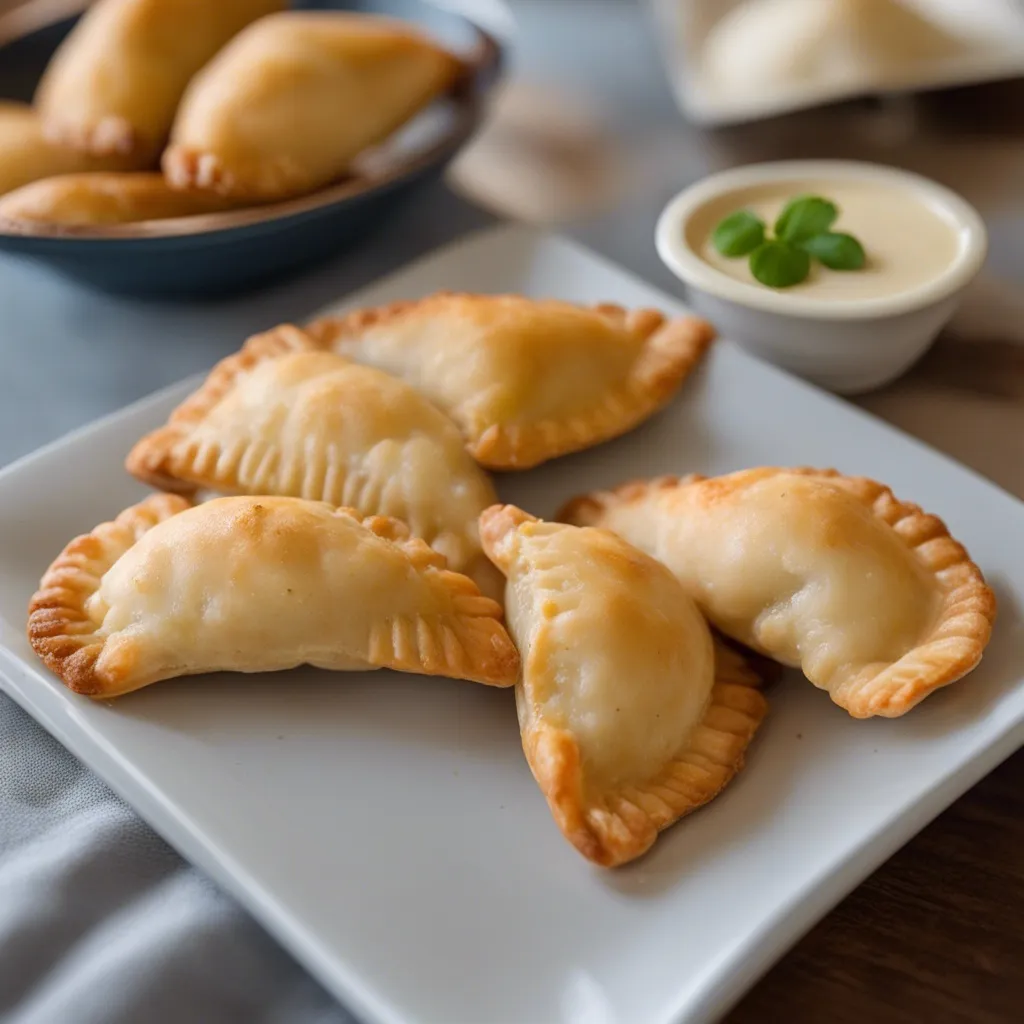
[688,179,964,301]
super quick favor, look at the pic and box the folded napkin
[0,693,355,1024]
[649,0,1024,124]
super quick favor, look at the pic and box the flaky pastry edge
[125,323,323,494]
[522,638,768,868]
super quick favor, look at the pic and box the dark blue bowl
[0,0,503,297]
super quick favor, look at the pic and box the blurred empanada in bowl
[35,0,287,162]
[0,172,251,228]
[163,11,463,200]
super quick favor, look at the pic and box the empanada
[28,494,518,698]
[561,468,996,718]
[308,293,715,469]
[0,173,248,228]
[35,0,286,161]
[125,325,499,587]
[0,102,135,197]
[479,505,767,867]
[163,12,462,199]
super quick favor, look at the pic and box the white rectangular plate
[1,225,1022,1024]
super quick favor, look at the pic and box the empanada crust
[480,505,767,867]
[35,0,286,160]
[307,293,715,469]
[0,102,135,196]
[0,172,249,227]
[163,12,462,199]
[560,468,996,718]
[28,495,518,698]
[125,325,498,583]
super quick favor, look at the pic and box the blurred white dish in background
[702,0,961,98]
[649,0,1024,124]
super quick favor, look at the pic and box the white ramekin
[655,160,988,394]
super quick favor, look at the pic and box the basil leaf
[749,241,810,288]
[775,196,838,243]
[712,210,765,257]
[801,231,866,271]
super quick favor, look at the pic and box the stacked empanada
[0,1,463,228]
[28,290,724,869]
[27,285,997,870]
[29,293,710,683]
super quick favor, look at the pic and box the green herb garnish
[798,231,866,271]
[748,240,810,289]
[711,194,866,289]
[775,196,837,243]
[711,210,764,257]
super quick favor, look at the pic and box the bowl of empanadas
[26,289,997,869]
[0,0,502,296]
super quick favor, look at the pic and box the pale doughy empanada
[126,325,499,587]
[0,172,249,227]
[480,505,767,867]
[163,12,462,200]
[0,102,136,197]
[561,468,996,718]
[308,293,715,469]
[35,0,286,161]
[28,494,519,697]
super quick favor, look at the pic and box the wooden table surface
[731,748,1023,1023]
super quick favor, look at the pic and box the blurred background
[448,0,1024,498]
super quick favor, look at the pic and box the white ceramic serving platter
[649,0,1024,126]
[0,225,1022,1024]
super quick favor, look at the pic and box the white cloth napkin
[649,0,1024,124]
[0,693,357,1024]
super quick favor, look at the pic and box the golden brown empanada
[125,325,499,587]
[0,172,249,228]
[0,102,136,197]
[561,468,996,718]
[28,494,518,698]
[163,12,462,200]
[35,0,286,161]
[308,293,715,469]
[479,505,767,867]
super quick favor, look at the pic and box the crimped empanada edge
[26,493,193,697]
[522,638,768,868]
[358,511,519,687]
[163,145,246,197]
[125,324,320,491]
